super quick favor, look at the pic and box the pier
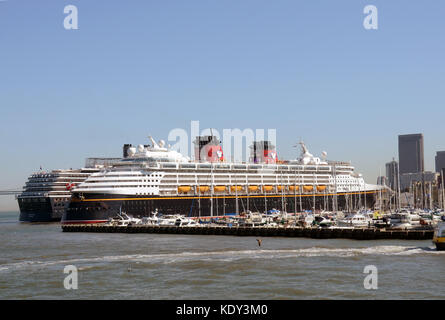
[62,224,433,240]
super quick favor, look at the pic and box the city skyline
[1,1,445,211]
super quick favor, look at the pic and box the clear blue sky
[1,0,444,211]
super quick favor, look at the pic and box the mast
[333,163,338,214]
[313,173,316,213]
[281,169,285,213]
[379,167,382,212]
[294,168,297,213]
[429,181,433,210]
[294,167,297,223]
[397,160,401,211]
[442,170,445,211]
[210,128,214,217]
[264,185,267,214]
[299,168,303,213]
[363,176,367,212]
[235,179,239,215]
[210,162,214,217]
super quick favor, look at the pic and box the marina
[62,224,434,241]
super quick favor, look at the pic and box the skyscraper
[398,133,424,174]
[435,151,445,174]
[385,159,399,191]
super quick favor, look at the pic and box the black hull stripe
[75,190,381,202]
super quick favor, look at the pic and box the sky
[1,0,444,211]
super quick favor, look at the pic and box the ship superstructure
[63,136,384,224]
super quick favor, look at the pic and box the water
[1,211,444,300]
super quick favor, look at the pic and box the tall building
[398,133,424,174]
[385,159,399,191]
[377,176,387,186]
[435,151,445,173]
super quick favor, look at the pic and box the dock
[61,225,434,240]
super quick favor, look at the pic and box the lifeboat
[178,186,191,193]
[197,186,210,193]
[248,185,259,192]
[289,185,300,191]
[230,185,243,192]
[277,186,286,192]
[213,186,226,192]
[303,185,314,192]
[317,185,327,192]
[263,185,274,192]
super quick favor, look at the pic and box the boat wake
[0,245,442,273]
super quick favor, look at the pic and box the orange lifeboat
[230,185,243,192]
[303,185,314,192]
[289,185,300,191]
[248,185,259,192]
[277,186,286,192]
[263,185,274,192]
[317,185,327,192]
[214,186,226,192]
[178,186,191,193]
[197,186,210,193]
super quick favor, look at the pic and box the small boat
[238,211,267,226]
[314,216,335,228]
[337,213,372,228]
[433,219,445,251]
[105,212,142,226]
[141,209,162,225]
[175,216,197,226]
[157,215,179,225]
[389,210,413,229]
[298,213,315,227]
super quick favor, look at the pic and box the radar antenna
[148,136,159,148]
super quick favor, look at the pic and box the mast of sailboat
[397,159,401,211]
[281,169,285,213]
[210,162,214,217]
[210,129,214,217]
[363,174,367,212]
[333,163,338,214]
[442,170,445,211]
[379,167,383,212]
[235,179,239,215]
[313,173,316,213]
[294,167,297,222]
[429,181,433,210]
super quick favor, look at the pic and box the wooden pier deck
[61,224,434,240]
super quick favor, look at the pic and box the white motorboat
[175,216,197,226]
[105,212,142,226]
[314,216,336,227]
[240,211,267,227]
[389,210,412,229]
[297,213,315,227]
[337,213,372,228]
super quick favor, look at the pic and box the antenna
[149,136,159,148]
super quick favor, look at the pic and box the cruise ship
[17,158,119,222]
[62,136,384,224]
